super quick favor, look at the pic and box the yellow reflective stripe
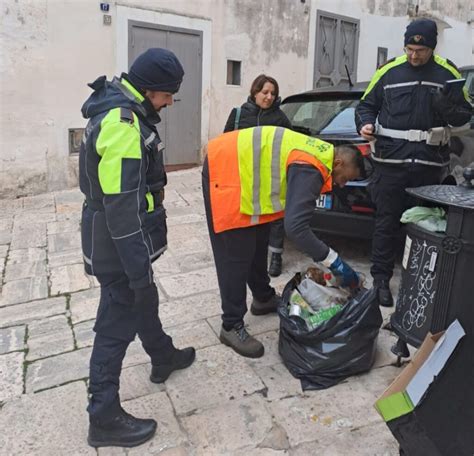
[361,55,407,100]
[237,128,255,214]
[434,55,470,102]
[145,192,154,212]
[121,78,145,102]
[96,108,141,194]
[252,127,263,215]
[258,127,277,214]
[269,128,285,212]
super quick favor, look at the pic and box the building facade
[0,0,472,197]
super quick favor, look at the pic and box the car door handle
[173,98,181,102]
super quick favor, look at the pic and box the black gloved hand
[134,282,159,310]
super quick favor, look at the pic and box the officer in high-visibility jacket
[202,126,365,358]
[355,18,472,307]
[79,48,195,448]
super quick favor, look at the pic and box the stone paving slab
[123,391,189,455]
[181,395,274,455]
[254,362,304,401]
[0,325,26,354]
[0,229,12,245]
[4,259,47,281]
[290,421,399,456]
[21,193,55,212]
[166,212,206,227]
[7,247,46,264]
[26,347,92,393]
[14,211,57,224]
[0,296,66,328]
[10,224,47,249]
[165,319,219,350]
[159,267,219,299]
[166,345,266,415]
[167,235,210,258]
[48,231,82,253]
[47,218,81,235]
[246,330,281,368]
[159,291,221,328]
[26,314,75,361]
[269,377,382,448]
[0,381,95,455]
[69,287,100,324]
[74,319,95,349]
[0,351,24,402]
[0,276,49,306]
[50,263,94,295]
[120,363,165,402]
[48,247,83,268]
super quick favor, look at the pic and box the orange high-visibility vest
[207,126,333,234]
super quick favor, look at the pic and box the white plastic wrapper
[297,278,349,311]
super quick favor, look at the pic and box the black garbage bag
[278,273,382,390]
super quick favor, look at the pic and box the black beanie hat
[404,18,437,49]
[128,48,184,93]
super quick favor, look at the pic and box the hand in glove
[134,282,159,310]
[322,248,360,289]
[432,88,471,123]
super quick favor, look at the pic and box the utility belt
[376,123,470,146]
[84,189,164,213]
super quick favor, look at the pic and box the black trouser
[370,163,442,282]
[268,219,285,254]
[202,160,275,329]
[88,273,173,422]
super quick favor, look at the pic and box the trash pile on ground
[278,265,382,390]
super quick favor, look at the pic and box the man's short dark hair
[334,145,366,179]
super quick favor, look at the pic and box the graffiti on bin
[399,239,438,331]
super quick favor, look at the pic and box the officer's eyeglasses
[404,46,430,56]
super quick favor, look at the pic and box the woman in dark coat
[224,74,292,277]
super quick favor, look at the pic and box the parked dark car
[281,82,374,239]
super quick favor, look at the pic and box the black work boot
[150,347,196,384]
[375,280,394,307]
[268,252,282,277]
[88,408,157,448]
[250,293,281,316]
[220,323,264,358]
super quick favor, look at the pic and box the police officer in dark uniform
[355,19,472,307]
[79,48,196,448]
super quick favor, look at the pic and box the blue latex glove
[322,248,360,288]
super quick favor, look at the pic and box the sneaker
[219,324,264,358]
[150,347,196,384]
[250,294,281,316]
[375,280,394,307]
[268,252,282,277]
[88,408,156,448]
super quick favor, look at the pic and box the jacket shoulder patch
[120,107,134,124]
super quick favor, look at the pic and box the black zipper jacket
[355,54,472,166]
[223,97,292,132]
[79,75,167,289]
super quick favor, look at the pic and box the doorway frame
[116,5,212,156]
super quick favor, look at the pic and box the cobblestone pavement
[0,167,404,455]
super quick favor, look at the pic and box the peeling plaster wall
[0,0,472,197]
[0,0,114,198]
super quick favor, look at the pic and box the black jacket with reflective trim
[223,97,292,132]
[79,75,167,288]
[355,55,472,166]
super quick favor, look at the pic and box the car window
[281,99,360,135]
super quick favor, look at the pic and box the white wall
[0,0,472,197]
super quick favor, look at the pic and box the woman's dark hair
[250,74,279,101]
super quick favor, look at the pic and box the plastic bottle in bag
[306,304,343,329]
